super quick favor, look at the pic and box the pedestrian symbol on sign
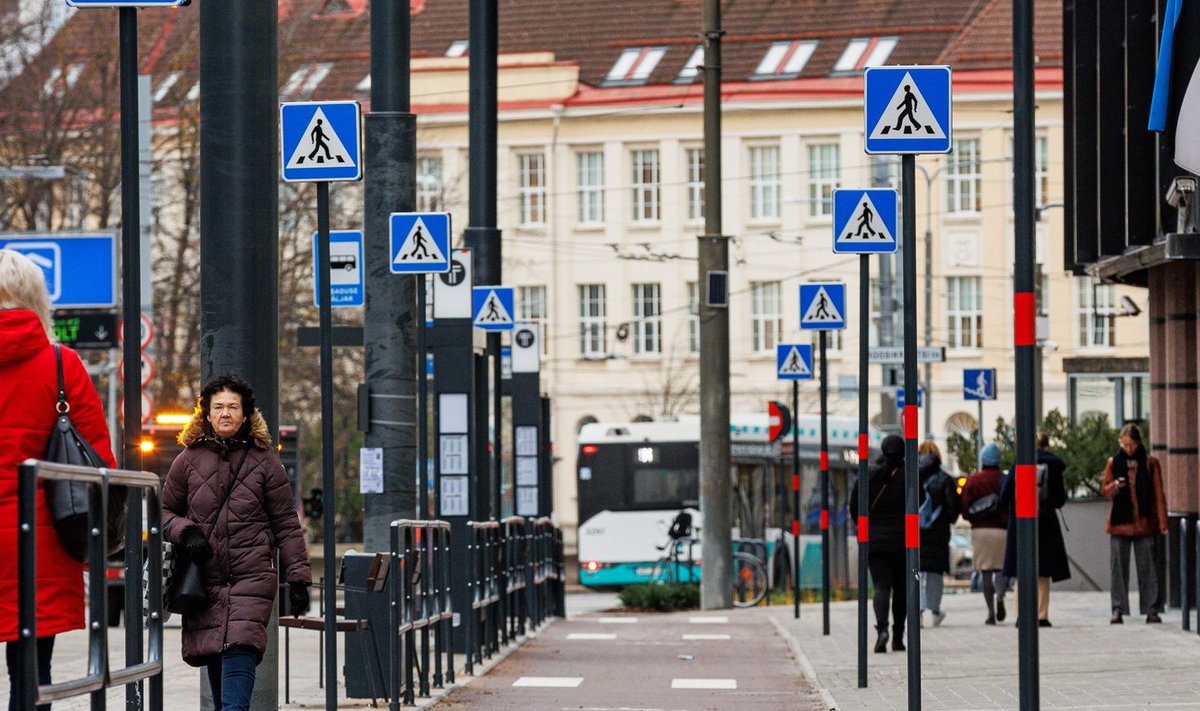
[285,108,355,169]
[776,343,813,380]
[799,282,846,330]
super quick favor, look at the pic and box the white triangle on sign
[475,290,513,325]
[802,286,844,325]
[836,193,895,246]
[392,217,447,265]
[868,72,947,140]
[779,347,811,375]
[285,107,355,169]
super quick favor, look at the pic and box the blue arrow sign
[963,368,997,401]
[66,0,186,5]
[473,286,515,331]
[896,387,924,409]
[776,343,814,381]
[312,230,364,308]
[833,188,898,254]
[280,101,362,182]
[864,65,953,154]
[0,233,115,308]
[389,212,451,273]
[799,282,846,330]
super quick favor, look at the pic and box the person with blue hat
[961,441,1010,625]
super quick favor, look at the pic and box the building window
[604,47,667,86]
[632,283,662,355]
[832,36,898,73]
[416,155,443,212]
[43,63,85,97]
[749,145,781,220]
[676,46,705,83]
[517,152,546,226]
[946,138,981,213]
[752,40,818,79]
[445,40,469,57]
[687,281,699,353]
[519,285,548,354]
[686,148,705,222]
[750,281,782,353]
[152,72,181,103]
[946,276,983,348]
[1006,134,1051,211]
[631,149,660,222]
[808,143,840,217]
[579,284,607,357]
[1077,277,1115,347]
[576,151,604,224]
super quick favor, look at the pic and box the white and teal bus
[576,413,879,588]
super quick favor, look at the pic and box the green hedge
[619,583,701,611]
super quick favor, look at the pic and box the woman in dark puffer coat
[849,434,907,653]
[162,374,311,711]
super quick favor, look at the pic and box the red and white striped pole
[901,154,922,710]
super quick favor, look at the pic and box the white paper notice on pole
[516,456,538,485]
[440,434,469,475]
[516,486,538,516]
[439,393,469,434]
[515,426,538,457]
[360,447,384,494]
[441,476,469,516]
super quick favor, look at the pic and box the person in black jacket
[999,432,1071,627]
[918,440,960,627]
[849,434,906,653]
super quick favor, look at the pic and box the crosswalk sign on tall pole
[799,283,847,330]
[280,100,362,182]
[833,189,898,253]
[389,212,451,273]
[472,286,515,331]
[776,343,814,380]
[864,66,953,154]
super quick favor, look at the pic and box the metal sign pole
[792,379,801,620]
[857,254,870,687]
[418,275,429,520]
[316,182,338,711]
[901,154,922,710]
[977,400,984,471]
[819,330,831,635]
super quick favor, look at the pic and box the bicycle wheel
[648,556,674,585]
[731,552,768,607]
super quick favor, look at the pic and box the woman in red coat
[0,250,117,711]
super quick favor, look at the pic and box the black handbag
[43,345,127,562]
[966,492,1000,522]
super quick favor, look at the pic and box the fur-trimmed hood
[178,407,273,449]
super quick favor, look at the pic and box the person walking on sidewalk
[1102,423,1168,624]
[961,442,1009,625]
[918,440,959,628]
[998,432,1071,627]
[849,434,907,653]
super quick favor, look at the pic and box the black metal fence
[15,459,164,711]
[389,519,455,708]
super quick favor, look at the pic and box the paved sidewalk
[770,589,1200,710]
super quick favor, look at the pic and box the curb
[768,612,840,711]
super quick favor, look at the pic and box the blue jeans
[6,636,55,711]
[205,646,258,711]
[919,571,945,613]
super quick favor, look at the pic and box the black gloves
[288,581,311,617]
[181,527,212,562]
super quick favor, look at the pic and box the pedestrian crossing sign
[389,212,451,273]
[833,188,897,254]
[864,65,952,154]
[799,282,846,330]
[472,286,515,331]
[280,100,362,182]
[963,368,997,401]
[776,343,814,381]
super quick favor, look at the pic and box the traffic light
[303,488,323,520]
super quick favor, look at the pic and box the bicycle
[649,512,769,608]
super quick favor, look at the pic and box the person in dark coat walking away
[961,442,1009,625]
[849,434,906,653]
[1102,423,1168,624]
[162,374,312,711]
[999,432,1070,627]
[0,250,118,711]
[917,440,960,628]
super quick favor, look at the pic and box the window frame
[807,142,841,218]
[631,148,661,223]
[631,283,662,355]
[750,281,782,353]
[576,150,605,225]
[946,138,982,214]
[578,284,608,358]
[945,276,983,349]
[748,145,781,220]
[517,151,546,226]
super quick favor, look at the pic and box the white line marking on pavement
[597,617,639,624]
[671,678,737,689]
[687,616,728,624]
[681,634,730,640]
[568,633,618,640]
[513,676,584,687]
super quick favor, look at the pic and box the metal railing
[388,519,454,708]
[16,459,164,711]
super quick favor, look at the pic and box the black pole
[16,463,36,711]
[901,154,921,710]
[316,183,338,711]
[418,276,428,520]
[819,330,830,635]
[857,254,870,688]
[1014,0,1040,706]
[792,379,800,620]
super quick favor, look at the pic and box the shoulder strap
[205,446,252,543]
[54,345,69,413]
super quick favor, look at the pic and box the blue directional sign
[312,230,364,308]
[799,282,846,330]
[472,286,515,331]
[280,100,362,182]
[66,0,186,5]
[963,368,997,401]
[0,233,115,308]
[776,343,814,381]
[896,388,924,409]
[864,65,952,154]
[389,212,450,274]
[833,188,897,254]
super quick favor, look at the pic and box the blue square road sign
[776,343,814,381]
[389,213,451,274]
[799,282,846,330]
[963,368,997,401]
[280,101,362,182]
[0,233,116,308]
[833,189,897,254]
[864,65,952,154]
[473,286,515,331]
